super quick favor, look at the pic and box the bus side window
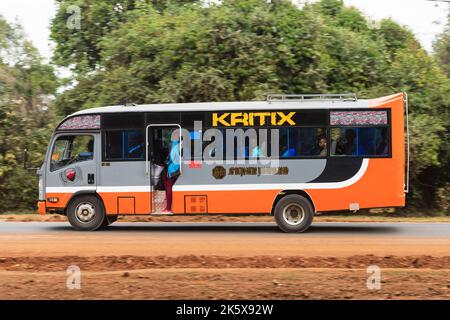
[330,127,389,157]
[104,130,145,160]
[278,127,327,158]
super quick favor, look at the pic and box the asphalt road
[0,221,449,237]
[1,221,449,258]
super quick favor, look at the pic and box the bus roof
[70,93,403,117]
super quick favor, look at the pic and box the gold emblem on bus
[212,112,296,127]
[212,166,226,180]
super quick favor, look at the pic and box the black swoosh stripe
[309,158,363,183]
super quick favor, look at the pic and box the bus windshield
[50,135,94,172]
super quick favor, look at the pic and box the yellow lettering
[213,112,296,126]
[248,113,254,126]
[254,112,271,126]
[271,112,277,126]
[230,113,249,126]
[212,113,230,126]
[277,112,296,125]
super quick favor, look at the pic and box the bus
[31,92,409,232]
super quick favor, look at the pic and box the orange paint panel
[117,197,135,214]
[185,195,208,213]
[99,192,151,215]
[306,159,405,212]
[38,201,46,215]
[172,190,279,214]
[45,193,72,209]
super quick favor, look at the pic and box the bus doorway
[147,124,181,213]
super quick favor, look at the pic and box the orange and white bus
[34,92,409,232]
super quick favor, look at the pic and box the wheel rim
[282,204,305,226]
[75,202,96,223]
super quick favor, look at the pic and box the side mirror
[23,148,39,171]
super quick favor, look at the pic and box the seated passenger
[310,135,327,156]
[335,130,356,155]
[79,139,94,160]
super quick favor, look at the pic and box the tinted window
[331,127,389,156]
[104,130,145,160]
[278,127,327,158]
[190,127,328,160]
[50,135,94,171]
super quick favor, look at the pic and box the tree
[433,13,450,77]
[0,16,57,211]
[50,0,200,73]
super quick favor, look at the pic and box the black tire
[67,195,105,231]
[274,194,314,233]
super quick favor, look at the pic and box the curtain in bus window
[331,127,388,156]
[278,127,327,158]
[105,130,144,160]
[330,111,387,125]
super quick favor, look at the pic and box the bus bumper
[38,201,46,215]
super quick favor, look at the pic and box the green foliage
[0,16,57,211]
[433,13,450,78]
[50,0,200,72]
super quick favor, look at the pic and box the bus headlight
[38,176,44,201]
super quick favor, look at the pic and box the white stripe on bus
[45,186,150,193]
[45,159,369,194]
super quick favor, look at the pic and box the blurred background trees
[0,16,57,211]
[0,0,448,213]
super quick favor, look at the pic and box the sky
[0,0,448,61]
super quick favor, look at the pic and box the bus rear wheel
[67,195,105,231]
[274,194,314,233]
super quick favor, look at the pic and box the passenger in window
[82,139,94,160]
[162,130,180,213]
[336,129,356,155]
[311,135,327,156]
[75,138,94,161]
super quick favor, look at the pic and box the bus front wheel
[274,194,314,233]
[67,195,105,231]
